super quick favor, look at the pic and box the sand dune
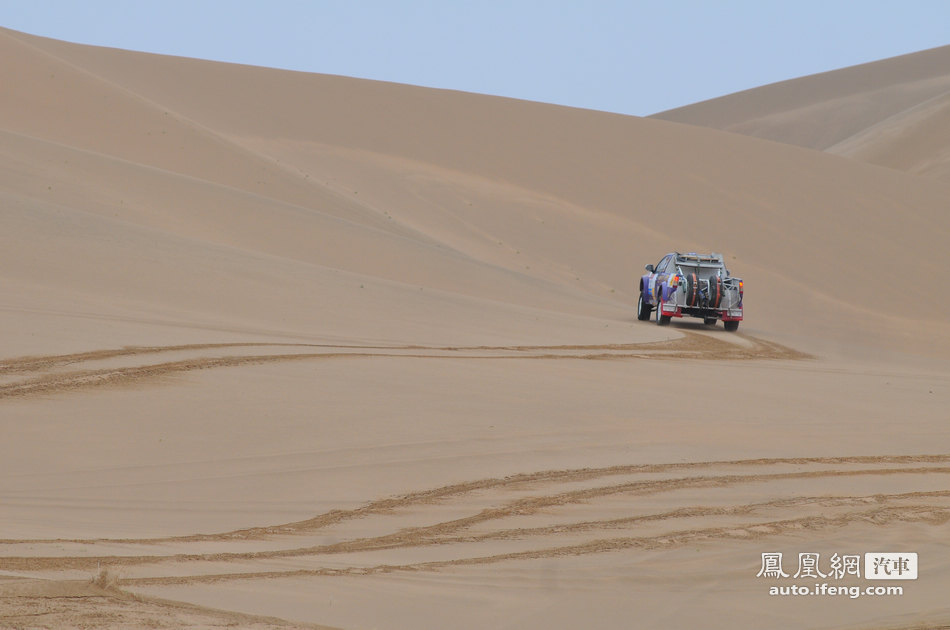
[4,28,949,356]
[653,45,950,181]
[1,27,949,629]
[828,89,950,180]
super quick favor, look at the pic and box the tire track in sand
[0,332,808,400]
[5,454,942,545]
[121,502,950,586]
[3,455,948,582]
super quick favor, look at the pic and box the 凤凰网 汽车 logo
[756,551,917,580]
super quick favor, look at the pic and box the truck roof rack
[675,252,724,265]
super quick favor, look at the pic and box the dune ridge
[653,45,950,180]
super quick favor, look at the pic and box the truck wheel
[637,293,652,320]
[724,320,739,332]
[655,299,671,326]
[704,317,717,326]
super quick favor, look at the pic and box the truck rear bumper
[664,303,743,321]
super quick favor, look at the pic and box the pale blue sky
[2,1,948,116]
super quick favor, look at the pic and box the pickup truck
[638,252,743,331]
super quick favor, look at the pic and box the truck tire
[685,272,699,307]
[724,320,739,332]
[637,293,652,320]
[707,276,723,308]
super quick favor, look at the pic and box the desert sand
[1,27,949,629]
